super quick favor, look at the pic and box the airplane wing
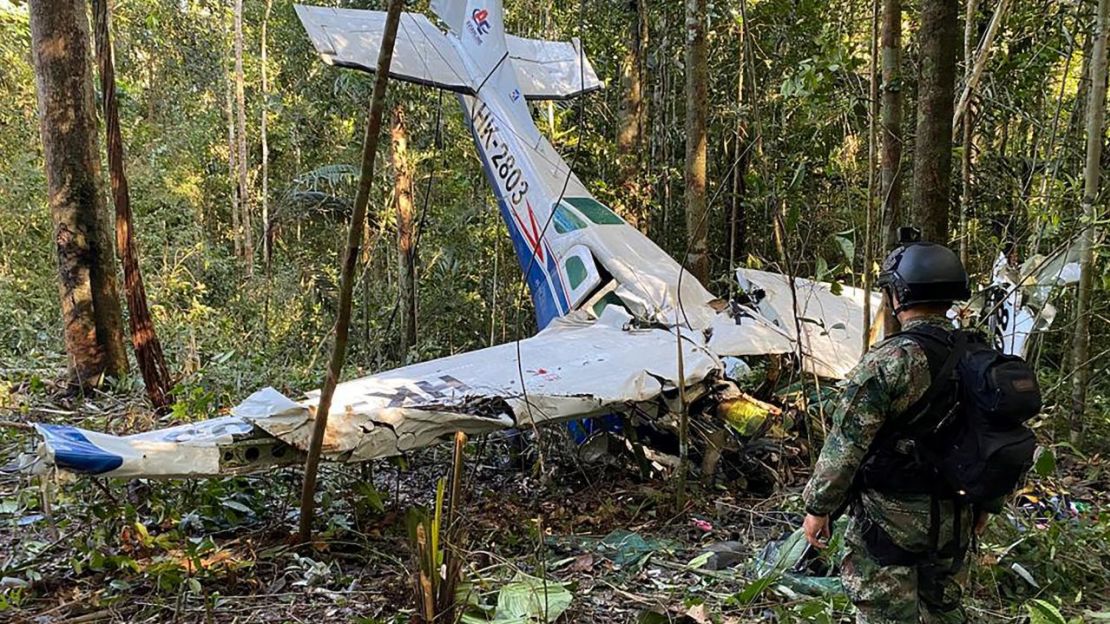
[721,269,883,379]
[18,308,725,478]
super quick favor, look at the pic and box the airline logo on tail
[469,8,491,40]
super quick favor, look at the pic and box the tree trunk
[729,14,749,275]
[864,0,880,349]
[953,0,1011,129]
[391,104,417,354]
[261,0,272,266]
[234,0,253,273]
[225,18,241,258]
[912,0,959,244]
[618,0,649,230]
[92,0,173,409]
[1070,0,1109,444]
[684,0,709,284]
[299,0,405,543]
[958,0,980,265]
[880,0,904,250]
[29,0,129,387]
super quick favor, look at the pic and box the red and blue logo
[471,8,491,35]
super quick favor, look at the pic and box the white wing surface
[24,309,721,478]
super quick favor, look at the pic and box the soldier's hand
[803,513,830,549]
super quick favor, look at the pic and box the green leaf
[460,573,572,624]
[685,551,713,570]
[1034,446,1056,477]
[833,235,855,262]
[1026,599,1067,624]
[221,500,253,515]
[816,256,829,279]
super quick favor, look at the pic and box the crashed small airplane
[10,0,1079,480]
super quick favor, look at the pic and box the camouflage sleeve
[802,339,925,516]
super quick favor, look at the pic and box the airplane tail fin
[433,0,508,81]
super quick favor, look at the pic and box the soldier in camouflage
[801,238,991,623]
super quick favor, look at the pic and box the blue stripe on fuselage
[461,96,567,329]
[37,424,124,475]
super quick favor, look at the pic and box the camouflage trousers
[840,514,970,623]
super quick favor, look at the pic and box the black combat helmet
[877,237,971,313]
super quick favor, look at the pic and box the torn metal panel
[732,269,882,379]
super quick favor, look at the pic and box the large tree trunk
[880,0,904,250]
[391,104,417,354]
[617,0,649,231]
[1070,0,1109,444]
[92,0,173,409]
[912,0,959,244]
[29,0,129,387]
[234,0,253,273]
[684,0,709,284]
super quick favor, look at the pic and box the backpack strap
[831,327,967,521]
[865,326,967,454]
[898,327,968,429]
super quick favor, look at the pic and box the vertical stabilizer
[430,0,466,34]
[440,0,508,82]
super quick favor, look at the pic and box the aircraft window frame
[565,255,589,290]
[552,203,588,234]
[563,197,624,225]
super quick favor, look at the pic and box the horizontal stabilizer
[295,5,601,100]
[295,5,475,93]
[507,35,602,100]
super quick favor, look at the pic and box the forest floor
[2,382,1110,623]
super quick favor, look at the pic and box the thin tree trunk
[1069,32,1095,143]
[684,0,709,283]
[299,0,405,544]
[864,0,880,349]
[953,0,1011,129]
[617,0,648,230]
[261,0,272,266]
[29,0,129,387]
[234,0,253,273]
[729,14,749,278]
[391,104,417,354]
[1070,0,1109,444]
[92,0,173,409]
[912,0,959,244]
[880,0,904,250]
[226,70,241,257]
[959,0,980,265]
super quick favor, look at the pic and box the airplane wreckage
[9,0,1082,483]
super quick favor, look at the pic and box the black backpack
[860,324,1042,510]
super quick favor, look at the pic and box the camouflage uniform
[803,315,973,623]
